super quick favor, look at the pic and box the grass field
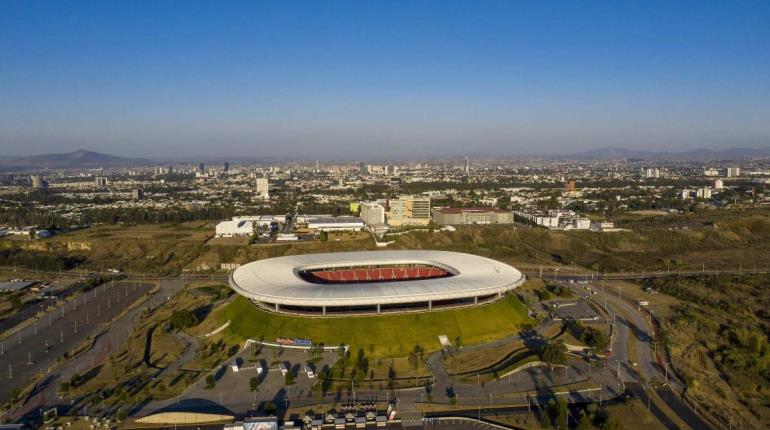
[205,293,532,358]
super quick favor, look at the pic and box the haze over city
[4,2,770,430]
[2,0,769,159]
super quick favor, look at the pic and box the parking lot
[0,281,154,403]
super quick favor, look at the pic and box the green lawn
[215,294,532,358]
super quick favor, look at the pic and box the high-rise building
[696,188,712,199]
[644,168,660,179]
[132,188,145,201]
[357,161,365,173]
[727,167,740,177]
[714,179,724,190]
[464,156,470,173]
[315,160,320,173]
[95,176,108,187]
[198,162,205,173]
[360,202,386,226]
[30,175,47,189]
[565,180,576,192]
[224,161,230,172]
[387,196,431,226]
[255,177,269,199]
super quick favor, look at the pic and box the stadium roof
[230,250,525,307]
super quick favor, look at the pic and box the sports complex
[229,250,526,316]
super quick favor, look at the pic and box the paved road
[0,280,154,404]
[10,279,185,423]
[0,280,85,334]
[568,281,714,430]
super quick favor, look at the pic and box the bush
[205,374,216,389]
[169,309,199,330]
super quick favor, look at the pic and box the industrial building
[431,207,513,225]
[215,219,254,237]
[307,216,364,232]
[229,250,525,316]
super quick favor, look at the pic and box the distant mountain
[0,149,151,169]
[571,146,770,161]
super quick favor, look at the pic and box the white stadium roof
[229,250,525,308]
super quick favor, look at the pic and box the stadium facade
[229,250,525,316]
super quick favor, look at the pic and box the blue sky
[1,1,769,158]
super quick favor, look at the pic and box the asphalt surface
[568,281,715,430]
[10,279,185,422]
[0,280,84,334]
[0,280,154,404]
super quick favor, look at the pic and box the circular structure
[230,250,526,316]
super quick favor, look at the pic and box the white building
[307,216,364,232]
[714,179,724,190]
[644,168,660,179]
[696,187,712,199]
[360,203,386,226]
[727,167,741,178]
[215,220,254,237]
[704,168,720,177]
[255,177,269,199]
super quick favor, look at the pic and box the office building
[255,177,269,199]
[360,202,386,226]
[387,196,431,226]
[30,175,47,189]
[644,168,660,179]
[95,176,108,187]
[431,207,513,225]
[727,167,740,177]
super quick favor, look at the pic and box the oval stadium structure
[229,250,526,316]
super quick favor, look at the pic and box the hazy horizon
[2,1,769,158]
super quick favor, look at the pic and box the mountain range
[570,146,770,160]
[0,150,150,169]
[1,146,770,169]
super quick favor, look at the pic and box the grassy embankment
[203,293,531,360]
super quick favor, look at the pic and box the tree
[540,340,567,368]
[454,336,463,350]
[205,374,216,389]
[249,376,260,392]
[576,412,593,430]
[262,400,277,415]
[319,231,328,241]
[169,309,199,330]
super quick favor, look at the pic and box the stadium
[229,250,526,316]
